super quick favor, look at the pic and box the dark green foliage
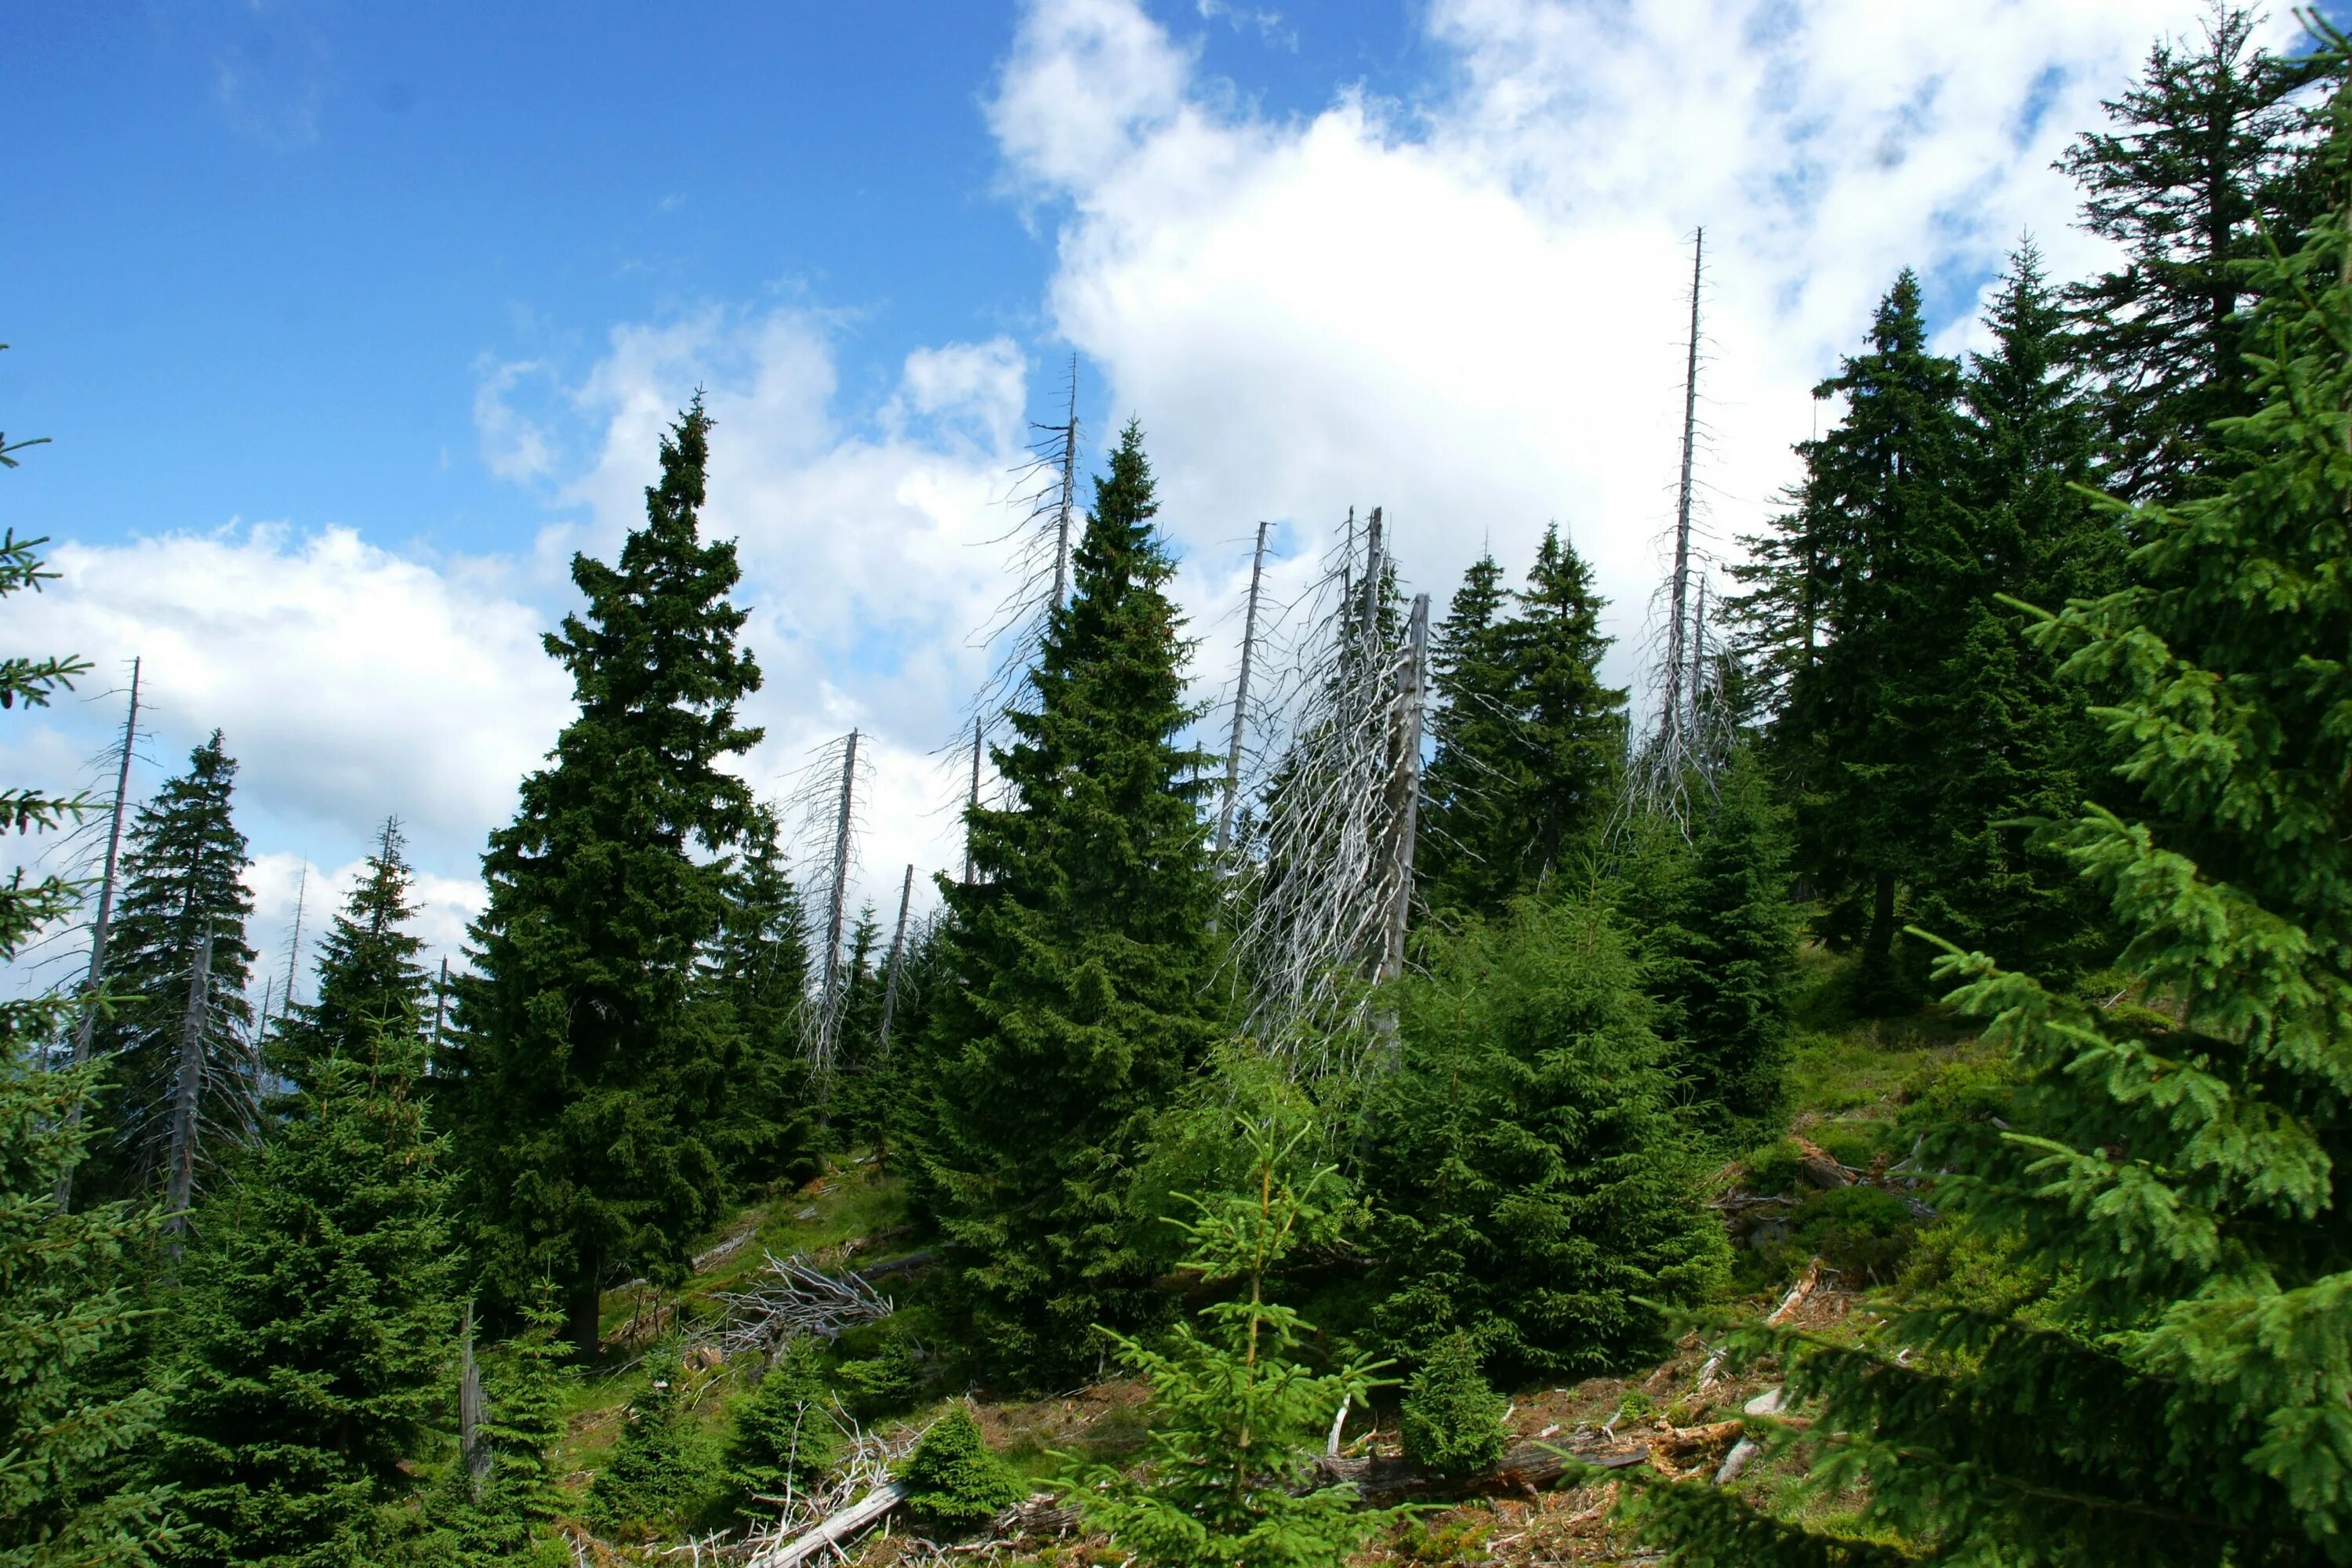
[1633,107,2352,1566]
[79,731,256,1207]
[1418,532,1625,915]
[1918,245,2122,976]
[0,521,172,1566]
[1418,552,1519,914]
[1063,1115,1401,1568]
[269,818,430,1091]
[1786,1187,1916,1282]
[158,1022,458,1567]
[710,803,818,1189]
[1737,270,1970,993]
[1643,751,1799,1142]
[900,1405,1022,1536]
[2062,6,2323,502]
[586,1372,720,1542]
[1369,899,1728,1381]
[1397,1333,1506,1479]
[833,1325,924,1419]
[724,1336,837,1513]
[1498,525,1624,884]
[450,400,781,1352]
[419,1291,579,1565]
[917,422,1218,1386]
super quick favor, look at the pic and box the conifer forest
[13,11,2352,1568]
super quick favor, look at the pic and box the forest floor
[548,958,1985,1565]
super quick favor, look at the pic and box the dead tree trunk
[1215,521,1272,863]
[459,1302,489,1492]
[165,920,216,1255]
[1379,593,1431,984]
[816,729,860,1073]
[1049,355,1079,612]
[877,862,914,1053]
[964,717,982,884]
[56,658,141,1210]
[1662,227,1703,736]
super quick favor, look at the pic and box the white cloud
[16,524,570,852]
[990,0,2303,715]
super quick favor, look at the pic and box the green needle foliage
[586,1370,720,1543]
[1398,1332,1507,1480]
[80,731,256,1207]
[451,398,783,1352]
[1629,96,2352,1567]
[898,1404,1022,1537]
[268,818,430,1091]
[158,1021,459,1567]
[0,524,172,1567]
[1065,1114,1400,1568]
[1370,898,1730,1381]
[917,421,1218,1387]
[723,1336,837,1518]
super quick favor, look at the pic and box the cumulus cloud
[989,0,2302,715]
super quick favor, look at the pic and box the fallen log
[747,1480,908,1568]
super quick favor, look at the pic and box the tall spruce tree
[917,420,1218,1387]
[706,801,816,1189]
[0,524,172,1566]
[450,398,768,1352]
[1645,750,1800,1143]
[1496,524,1624,888]
[268,817,430,1090]
[2063,5,2322,502]
[1418,551,1521,915]
[1630,111,2352,1566]
[1920,244,2124,975]
[79,732,256,1208]
[1735,271,1970,991]
[1369,897,1730,1381]
[158,1019,457,1567]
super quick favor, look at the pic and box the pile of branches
[690,1252,895,1367]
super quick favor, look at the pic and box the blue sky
[4,0,2334,990]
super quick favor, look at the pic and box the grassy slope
[543,949,1988,1563]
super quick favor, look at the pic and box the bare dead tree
[1624,227,1738,837]
[1225,511,1430,1080]
[782,730,871,1074]
[964,716,982,885]
[877,862,915,1053]
[54,659,142,1209]
[1214,521,1272,866]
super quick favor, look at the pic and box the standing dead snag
[55,655,141,1210]
[164,919,216,1255]
[783,729,869,1077]
[1214,520,1272,866]
[877,862,914,1052]
[1624,227,1737,837]
[1227,510,1432,1080]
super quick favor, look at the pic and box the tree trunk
[569,1259,602,1358]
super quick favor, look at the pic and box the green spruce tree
[707,802,817,1189]
[2063,5,2323,502]
[0,522,172,1566]
[158,1019,458,1566]
[1418,551,1522,915]
[1629,105,2352,1566]
[1646,750,1800,1143]
[1495,524,1624,888]
[1064,1114,1399,1568]
[917,420,1218,1386]
[78,731,256,1208]
[1733,270,1971,995]
[1920,244,2124,976]
[450,399,772,1352]
[268,817,430,1089]
[1369,898,1730,1381]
